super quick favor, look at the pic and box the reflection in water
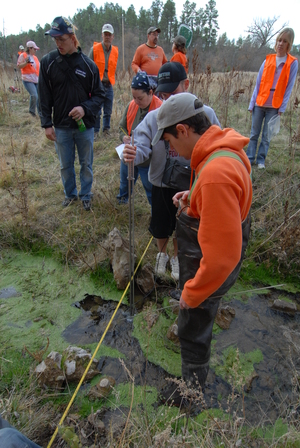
[62,292,300,423]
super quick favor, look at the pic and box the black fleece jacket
[38,48,105,129]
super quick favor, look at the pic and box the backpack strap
[188,150,251,200]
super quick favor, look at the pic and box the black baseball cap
[45,17,75,37]
[155,62,187,94]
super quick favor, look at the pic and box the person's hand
[248,110,252,114]
[45,127,56,141]
[278,112,282,116]
[123,144,137,163]
[123,135,131,144]
[69,106,85,121]
[180,295,190,310]
[173,190,190,208]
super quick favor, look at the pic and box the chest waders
[176,151,251,390]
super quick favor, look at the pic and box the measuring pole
[128,131,135,316]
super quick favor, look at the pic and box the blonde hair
[275,27,295,54]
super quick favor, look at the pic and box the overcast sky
[1,0,299,45]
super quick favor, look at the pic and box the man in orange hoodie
[152,93,252,403]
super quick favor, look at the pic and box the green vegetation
[1,57,300,446]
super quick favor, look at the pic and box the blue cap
[45,17,75,36]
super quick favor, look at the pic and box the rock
[88,376,116,400]
[136,263,155,294]
[35,351,65,389]
[215,304,236,330]
[35,346,100,389]
[167,323,180,345]
[271,299,297,314]
[63,346,100,382]
[169,298,180,315]
[104,228,136,289]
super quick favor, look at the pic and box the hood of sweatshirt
[190,125,251,174]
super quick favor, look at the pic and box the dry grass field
[1,60,300,446]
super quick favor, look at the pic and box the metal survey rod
[128,131,135,316]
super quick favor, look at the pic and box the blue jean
[117,160,152,205]
[95,84,113,132]
[0,428,41,447]
[22,81,40,116]
[246,106,278,164]
[54,127,94,200]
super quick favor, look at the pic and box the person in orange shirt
[152,93,252,406]
[131,26,167,89]
[170,35,188,73]
[17,41,40,117]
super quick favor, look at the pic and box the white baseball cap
[102,24,114,34]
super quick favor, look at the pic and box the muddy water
[62,291,300,424]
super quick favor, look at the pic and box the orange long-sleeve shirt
[131,44,167,76]
[170,52,188,73]
[182,125,252,308]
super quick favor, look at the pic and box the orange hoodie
[182,125,252,308]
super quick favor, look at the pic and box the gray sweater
[129,104,220,187]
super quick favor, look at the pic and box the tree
[246,16,287,48]
[150,0,163,26]
[202,0,219,48]
[159,0,176,41]
[125,5,138,30]
[138,7,152,42]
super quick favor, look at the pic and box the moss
[133,305,181,377]
[212,346,263,391]
[0,249,122,358]
[251,418,290,443]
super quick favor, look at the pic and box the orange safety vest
[256,53,297,108]
[127,95,162,136]
[93,43,118,85]
[20,53,40,77]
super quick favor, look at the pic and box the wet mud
[62,291,300,424]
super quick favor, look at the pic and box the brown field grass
[1,62,300,446]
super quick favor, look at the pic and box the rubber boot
[181,361,210,391]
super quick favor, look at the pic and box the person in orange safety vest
[89,23,118,139]
[246,27,298,169]
[17,40,41,117]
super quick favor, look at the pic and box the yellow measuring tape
[47,236,153,448]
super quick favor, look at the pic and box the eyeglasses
[52,36,70,43]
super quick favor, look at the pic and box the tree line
[1,0,299,74]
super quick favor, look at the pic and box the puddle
[0,286,22,299]
[63,292,300,424]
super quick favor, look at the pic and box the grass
[1,61,300,446]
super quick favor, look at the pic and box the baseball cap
[19,45,24,50]
[26,41,40,50]
[45,17,75,36]
[173,35,186,46]
[155,62,187,94]
[147,26,161,34]
[152,93,204,146]
[102,24,114,34]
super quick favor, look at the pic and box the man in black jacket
[39,16,105,211]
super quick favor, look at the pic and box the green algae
[132,304,181,377]
[0,249,124,356]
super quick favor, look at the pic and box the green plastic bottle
[76,118,86,132]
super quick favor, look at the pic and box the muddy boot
[180,361,209,415]
[182,361,209,390]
